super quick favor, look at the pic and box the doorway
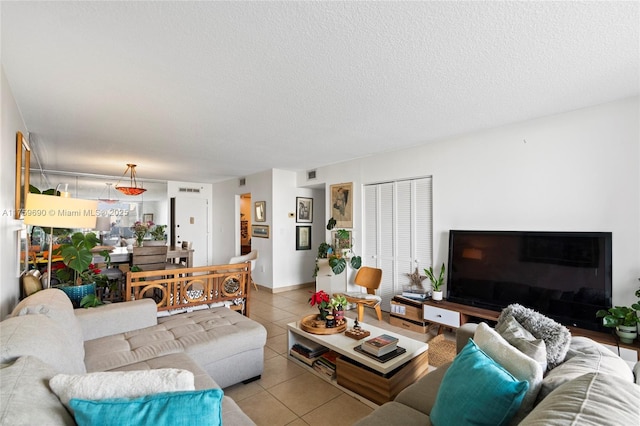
[240,193,252,255]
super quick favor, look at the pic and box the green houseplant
[424,262,446,301]
[596,304,640,344]
[53,232,109,307]
[330,294,349,323]
[313,219,362,277]
[150,224,167,241]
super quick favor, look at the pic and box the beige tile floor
[224,285,442,426]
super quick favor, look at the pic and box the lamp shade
[95,216,111,232]
[23,193,98,229]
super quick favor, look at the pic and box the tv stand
[392,296,640,359]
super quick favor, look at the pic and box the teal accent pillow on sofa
[430,339,529,426]
[70,388,223,426]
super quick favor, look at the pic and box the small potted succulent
[425,262,446,301]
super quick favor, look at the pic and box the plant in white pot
[424,263,446,301]
[596,305,640,344]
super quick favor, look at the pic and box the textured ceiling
[2,1,638,184]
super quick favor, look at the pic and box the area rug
[428,334,456,367]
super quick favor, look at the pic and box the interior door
[171,197,209,267]
[364,177,433,311]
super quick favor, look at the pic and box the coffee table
[287,317,429,406]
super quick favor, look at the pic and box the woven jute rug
[427,334,456,367]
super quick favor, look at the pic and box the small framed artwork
[254,201,266,222]
[252,224,269,238]
[296,197,313,223]
[143,213,154,223]
[330,182,353,228]
[296,226,311,250]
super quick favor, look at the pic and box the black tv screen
[447,230,612,332]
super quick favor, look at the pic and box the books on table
[361,334,399,357]
[289,335,329,366]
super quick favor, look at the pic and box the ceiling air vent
[178,187,201,193]
[307,170,317,180]
[239,178,246,186]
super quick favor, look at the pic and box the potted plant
[309,290,331,321]
[144,224,167,246]
[424,262,446,301]
[330,294,349,322]
[325,218,362,275]
[596,305,640,344]
[313,220,362,277]
[53,232,110,308]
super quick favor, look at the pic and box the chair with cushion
[340,266,383,322]
[229,250,258,291]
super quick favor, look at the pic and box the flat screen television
[447,230,612,332]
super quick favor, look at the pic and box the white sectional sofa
[0,288,267,425]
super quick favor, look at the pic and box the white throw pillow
[496,314,548,372]
[474,323,543,424]
[49,368,195,411]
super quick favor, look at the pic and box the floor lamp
[23,191,98,289]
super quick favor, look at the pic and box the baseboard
[267,282,315,294]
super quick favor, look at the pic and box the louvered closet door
[364,177,433,311]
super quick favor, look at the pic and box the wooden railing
[125,263,252,316]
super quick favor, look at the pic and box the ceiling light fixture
[98,182,118,203]
[115,164,147,196]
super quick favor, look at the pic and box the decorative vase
[616,325,637,344]
[57,283,96,308]
[333,306,345,322]
[432,291,443,301]
[317,308,330,321]
[135,238,144,247]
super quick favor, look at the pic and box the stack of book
[361,334,399,357]
[401,290,428,300]
[289,337,329,366]
[312,351,338,379]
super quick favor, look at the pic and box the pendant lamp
[115,164,147,196]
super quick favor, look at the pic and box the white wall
[211,170,273,287]
[298,97,640,305]
[212,169,324,290]
[0,67,28,319]
[271,169,320,289]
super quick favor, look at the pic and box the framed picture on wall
[296,226,311,250]
[296,197,313,223]
[15,132,30,220]
[143,213,154,223]
[330,182,353,228]
[252,225,269,238]
[255,201,266,222]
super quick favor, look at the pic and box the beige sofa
[354,323,640,425]
[0,288,267,425]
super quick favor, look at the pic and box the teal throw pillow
[430,339,529,426]
[70,388,223,426]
